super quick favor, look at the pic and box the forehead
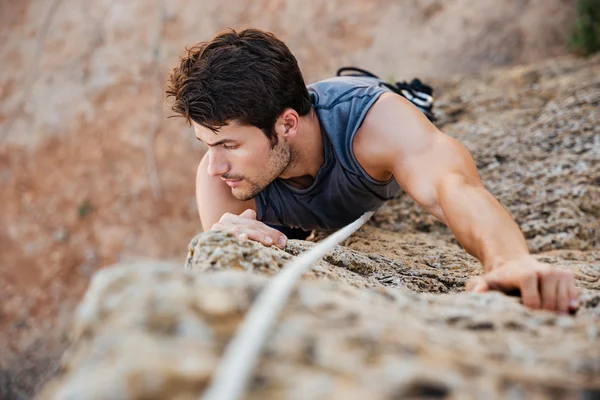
[193,121,272,149]
[193,121,246,139]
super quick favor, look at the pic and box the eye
[223,144,237,150]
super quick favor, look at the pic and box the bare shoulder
[353,92,441,178]
[196,154,256,230]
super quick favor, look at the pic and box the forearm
[438,177,530,272]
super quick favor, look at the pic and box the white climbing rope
[201,211,374,400]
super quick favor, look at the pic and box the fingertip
[277,236,287,249]
[465,278,477,291]
[466,278,487,293]
[240,209,257,219]
[569,298,580,310]
[264,236,274,246]
[473,281,489,293]
[566,273,579,313]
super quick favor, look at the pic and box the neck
[279,108,324,187]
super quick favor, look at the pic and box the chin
[232,184,265,201]
[231,188,253,201]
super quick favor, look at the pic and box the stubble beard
[232,141,298,201]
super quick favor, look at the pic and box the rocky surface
[1,2,598,396]
[40,234,600,399]
[0,1,588,397]
[184,231,383,289]
[38,53,600,399]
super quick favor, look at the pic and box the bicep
[196,154,256,231]
[393,132,482,221]
[369,96,482,219]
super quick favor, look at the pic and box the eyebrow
[196,137,235,147]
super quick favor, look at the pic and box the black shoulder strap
[336,66,436,122]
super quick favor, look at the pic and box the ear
[275,108,300,139]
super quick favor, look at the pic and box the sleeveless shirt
[255,76,401,230]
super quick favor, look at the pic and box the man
[166,28,579,314]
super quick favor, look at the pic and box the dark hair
[166,28,312,141]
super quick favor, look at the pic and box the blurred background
[0,0,598,397]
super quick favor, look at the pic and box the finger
[261,229,287,249]
[465,277,489,293]
[539,269,558,311]
[263,230,287,249]
[567,272,579,312]
[229,220,287,248]
[219,212,236,222]
[275,234,287,249]
[212,219,252,232]
[233,226,275,247]
[519,271,542,309]
[221,212,254,225]
[251,223,287,249]
[556,271,571,314]
[239,209,257,220]
[216,214,287,248]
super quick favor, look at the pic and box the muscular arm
[355,93,578,312]
[359,94,528,268]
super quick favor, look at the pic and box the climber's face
[194,120,296,201]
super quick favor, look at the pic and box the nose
[206,149,229,177]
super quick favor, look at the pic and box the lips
[224,179,242,188]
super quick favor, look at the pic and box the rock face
[40,236,600,399]
[40,53,600,397]
[31,55,600,399]
[0,2,589,397]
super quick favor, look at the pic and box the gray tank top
[256,76,401,230]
